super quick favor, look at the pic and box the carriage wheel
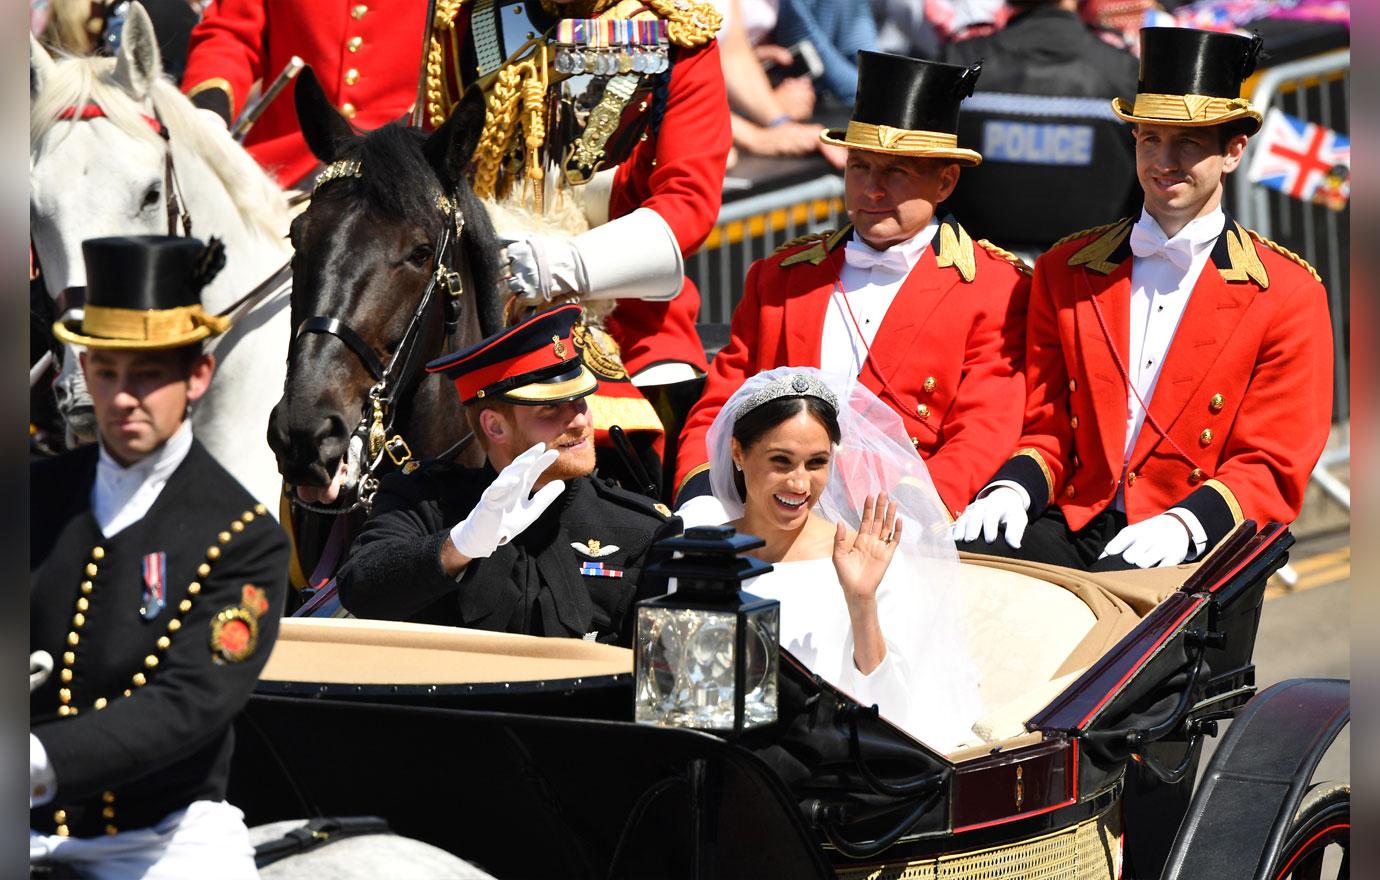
[1272,782,1350,880]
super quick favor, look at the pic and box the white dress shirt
[93,420,194,538]
[820,220,939,377]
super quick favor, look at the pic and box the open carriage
[229,520,1347,878]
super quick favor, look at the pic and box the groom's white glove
[500,208,684,305]
[950,485,1029,548]
[448,443,564,560]
[1099,513,1192,568]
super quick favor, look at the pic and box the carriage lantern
[634,526,780,735]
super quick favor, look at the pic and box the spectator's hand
[754,43,795,67]
[817,140,848,170]
[740,119,825,157]
[1099,514,1192,569]
[950,486,1029,548]
[773,76,816,121]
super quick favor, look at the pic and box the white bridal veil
[706,367,983,746]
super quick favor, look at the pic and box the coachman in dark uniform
[30,236,290,878]
[337,303,680,644]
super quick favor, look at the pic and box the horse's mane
[31,54,286,243]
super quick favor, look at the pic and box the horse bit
[292,158,468,513]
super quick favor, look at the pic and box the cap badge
[572,538,619,558]
[552,335,568,358]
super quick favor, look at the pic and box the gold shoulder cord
[1050,218,1126,251]
[1247,230,1320,283]
[774,230,831,254]
[977,239,1033,276]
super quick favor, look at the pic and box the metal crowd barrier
[687,176,845,324]
[1232,49,1350,423]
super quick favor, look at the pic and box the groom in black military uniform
[30,236,289,877]
[337,304,680,645]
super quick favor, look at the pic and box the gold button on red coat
[1064,484,1077,498]
[1126,472,1137,486]
[1209,393,1225,412]
[1199,428,1213,447]
[1069,415,1079,429]
[351,4,368,18]
[922,376,936,393]
[916,404,930,418]
[1068,379,1077,392]
[347,36,363,52]
[1189,468,1205,485]
[342,103,357,118]
[344,68,360,86]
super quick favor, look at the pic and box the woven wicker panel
[836,803,1122,880]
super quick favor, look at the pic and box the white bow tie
[1129,223,1194,272]
[844,241,910,274]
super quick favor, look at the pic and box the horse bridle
[291,159,469,512]
[55,104,193,237]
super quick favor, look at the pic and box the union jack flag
[1247,108,1350,206]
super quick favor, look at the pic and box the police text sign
[982,121,1094,166]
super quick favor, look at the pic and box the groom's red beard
[540,426,597,480]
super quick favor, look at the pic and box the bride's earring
[733,461,742,472]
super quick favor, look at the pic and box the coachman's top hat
[1111,27,1264,134]
[426,303,598,406]
[52,235,229,349]
[821,51,983,166]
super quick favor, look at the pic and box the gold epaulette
[1067,217,1133,274]
[1050,219,1126,251]
[774,230,832,254]
[1248,230,1321,283]
[977,239,1032,276]
[936,219,976,282]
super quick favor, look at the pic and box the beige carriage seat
[260,617,633,685]
[957,556,1193,747]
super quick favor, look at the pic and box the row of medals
[553,45,670,76]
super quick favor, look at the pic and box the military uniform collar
[928,214,977,282]
[1067,209,1267,286]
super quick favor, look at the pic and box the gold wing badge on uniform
[210,585,270,665]
[573,538,620,557]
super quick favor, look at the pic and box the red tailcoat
[988,216,1333,548]
[676,221,1032,517]
[183,0,428,187]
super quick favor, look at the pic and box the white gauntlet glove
[1099,513,1192,568]
[674,494,731,529]
[950,485,1029,548]
[448,443,565,560]
[499,208,684,305]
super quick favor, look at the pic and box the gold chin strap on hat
[845,121,959,152]
[81,304,230,342]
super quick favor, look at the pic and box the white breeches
[30,800,258,880]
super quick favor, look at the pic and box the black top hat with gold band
[821,51,983,166]
[52,236,229,350]
[426,303,598,406]
[1111,27,1263,134]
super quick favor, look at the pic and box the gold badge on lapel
[210,584,270,664]
[571,538,619,558]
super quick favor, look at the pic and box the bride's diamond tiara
[733,373,840,422]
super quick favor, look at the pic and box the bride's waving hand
[832,492,902,674]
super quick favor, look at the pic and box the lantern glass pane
[635,607,740,729]
[742,603,779,728]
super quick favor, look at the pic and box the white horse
[30,4,292,514]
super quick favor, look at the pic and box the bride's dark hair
[731,396,842,499]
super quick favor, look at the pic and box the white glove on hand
[674,494,731,529]
[1099,513,1191,568]
[448,443,564,559]
[950,486,1029,548]
[500,232,588,305]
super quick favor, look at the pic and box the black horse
[267,69,503,572]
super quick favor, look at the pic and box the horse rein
[55,105,192,237]
[291,165,469,513]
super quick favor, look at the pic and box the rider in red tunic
[182,0,429,188]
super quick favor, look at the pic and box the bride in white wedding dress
[706,368,983,752]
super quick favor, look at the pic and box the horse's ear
[30,35,55,101]
[423,87,487,189]
[112,2,163,100]
[295,66,353,163]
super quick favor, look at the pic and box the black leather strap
[253,816,392,869]
[296,315,387,379]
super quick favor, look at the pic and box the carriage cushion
[259,617,632,686]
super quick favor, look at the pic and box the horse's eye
[140,185,161,210]
[406,244,434,267]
